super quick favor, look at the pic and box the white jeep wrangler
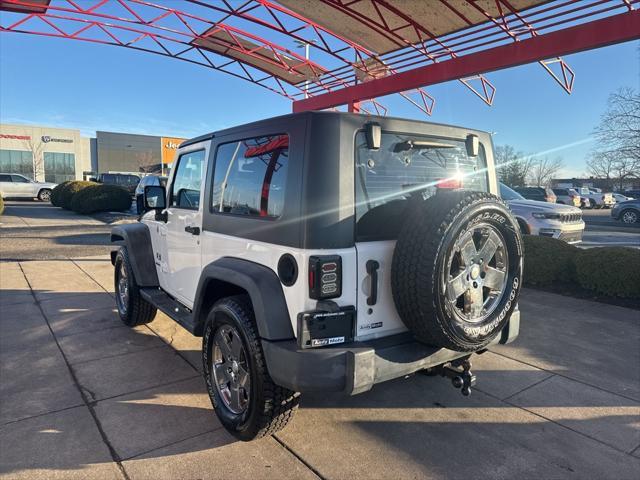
[110,112,523,441]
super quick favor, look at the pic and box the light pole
[293,39,316,99]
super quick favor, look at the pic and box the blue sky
[0,27,637,177]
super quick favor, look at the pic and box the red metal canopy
[0,0,638,115]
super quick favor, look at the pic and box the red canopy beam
[293,9,640,112]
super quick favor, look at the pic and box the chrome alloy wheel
[622,210,638,224]
[444,223,509,323]
[116,261,129,314]
[212,325,250,414]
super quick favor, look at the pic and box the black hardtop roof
[179,111,490,148]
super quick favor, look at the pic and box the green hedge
[70,184,131,214]
[523,235,640,299]
[523,235,578,286]
[50,181,72,207]
[56,181,96,210]
[575,247,640,298]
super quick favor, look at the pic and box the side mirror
[144,185,167,221]
[466,134,479,157]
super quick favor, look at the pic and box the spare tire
[391,190,523,351]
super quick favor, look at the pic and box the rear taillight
[309,255,342,299]
[436,178,462,189]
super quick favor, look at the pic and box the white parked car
[612,193,633,203]
[0,173,57,202]
[576,187,615,209]
[501,183,585,244]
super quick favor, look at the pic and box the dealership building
[0,124,94,183]
[0,123,185,182]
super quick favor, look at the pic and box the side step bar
[140,288,198,334]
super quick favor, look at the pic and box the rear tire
[202,295,299,441]
[38,189,51,202]
[621,209,639,224]
[588,199,596,209]
[114,248,157,326]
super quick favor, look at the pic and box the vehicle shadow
[1,288,639,477]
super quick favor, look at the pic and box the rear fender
[192,257,294,341]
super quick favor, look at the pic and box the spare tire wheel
[391,190,523,351]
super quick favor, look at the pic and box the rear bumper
[262,308,520,395]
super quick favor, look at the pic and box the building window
[211,134,288,218]
[44,152,76,183]
[0,150,34,179]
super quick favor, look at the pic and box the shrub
[0,194,4,215]
[522,235,578,286]
[575,247,640,298]
[70,184,131,214]
[50,181,72,207]
[57,181,95,210]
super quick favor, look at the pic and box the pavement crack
[272,434,326,480]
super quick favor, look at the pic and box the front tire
[114,248,157,326]
[202,295,299,441]
[38,189,51,202]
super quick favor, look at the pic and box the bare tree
[528,156,564,186]
[22,137,45,181]
[588,87,640,189]
[495,145,533,187]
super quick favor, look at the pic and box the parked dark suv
[514,186,557,203]
[96,173,140,195]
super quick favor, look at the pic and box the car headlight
[532,212,560,219]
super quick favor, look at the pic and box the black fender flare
[110,223,159,287]
[193,257,294,341]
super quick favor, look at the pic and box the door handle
[184,226,200,236]
[366,260,380,306]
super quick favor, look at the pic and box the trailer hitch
[423,356,476,396]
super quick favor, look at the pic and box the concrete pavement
[1,203,640,479]
[0,201,124,260]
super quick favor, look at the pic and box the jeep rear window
[355,131,488,241]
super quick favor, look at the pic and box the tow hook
[423,356,476,396]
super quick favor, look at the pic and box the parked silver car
[500,183,585,243]
[0,173,57,202]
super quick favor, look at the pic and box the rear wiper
[393,140,456,152]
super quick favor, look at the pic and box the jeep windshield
[355,131,489,241]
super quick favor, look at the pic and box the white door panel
[161,145,208,308]
[165,209,201,307]
[355,240,407,340]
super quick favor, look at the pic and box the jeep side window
[355,131,488,241]
[170,150,205,209]
[211,134,288,218]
